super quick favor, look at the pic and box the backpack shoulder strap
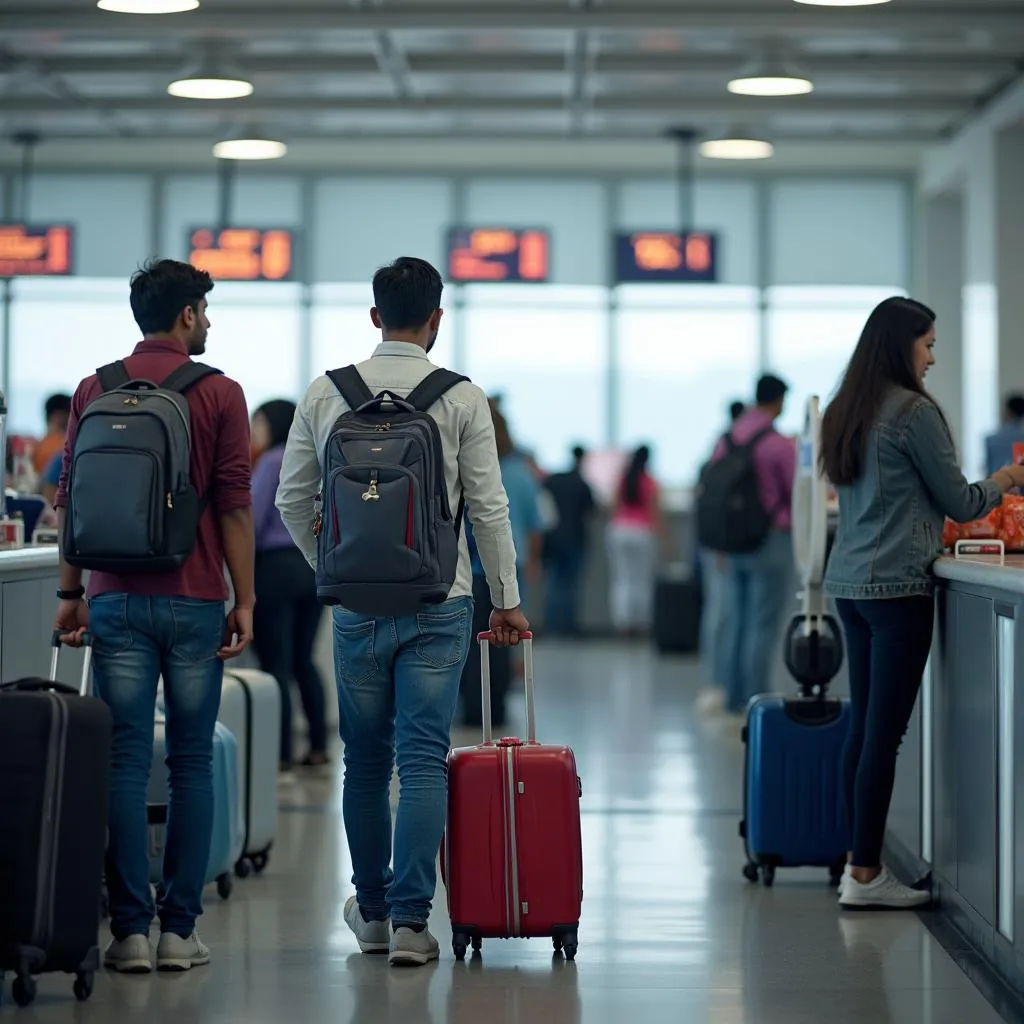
[161,361,223,395]
[96,361,131,394]
[741,426,774,451]
[406,369,470,413]
[327,366,374,410]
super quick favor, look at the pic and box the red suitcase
[443,632,583,961]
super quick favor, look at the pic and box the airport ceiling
[0,1,1021,162]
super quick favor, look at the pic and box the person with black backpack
[275,256,527,967]
[52,259,255,973]
[696,375,796,717]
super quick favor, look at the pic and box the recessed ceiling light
[98,0,200,12]
[168,75,254,100]
[700,137,775,160]
[792,0,891,6]
[213,138,287,161]
[728,55,814,96]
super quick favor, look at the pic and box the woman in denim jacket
[822,297,1024,910]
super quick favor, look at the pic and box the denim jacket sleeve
[904,401,1002,523]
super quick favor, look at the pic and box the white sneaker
[837,864,852,896]
[696,688,725,715]
[344,896,391,953]
[839,867,931,910]
[156,930,211,971]
[104,934,153,974]
[388,926,440,966]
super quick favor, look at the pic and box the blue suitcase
[147,718,244,901]
[740,694,850,888]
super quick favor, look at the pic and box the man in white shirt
[276,256,528,966]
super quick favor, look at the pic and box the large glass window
[462,285,607,470]
[615,285,760,486]
[766,286,905,437]
[311,284,383,378]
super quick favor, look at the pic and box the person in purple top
[251,399,329,770]
[712,375,797,715]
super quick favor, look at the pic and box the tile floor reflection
[8,640,1013,1023]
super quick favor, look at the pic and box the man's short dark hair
[1006,394,1024,420]
[756,374,788,406]
[729,400,745,423]
[572,445,586,463]
[130,259,213,335]
[45,393,72,421]
[372,257,443,332]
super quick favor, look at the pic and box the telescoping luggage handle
[49,630,93,696]
[477,630,535,746]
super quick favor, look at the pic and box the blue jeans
[89,593,225,939]
[333,596,473,926]
[698,548,730,690]
[544,547,585,635]
[722,531,795,713]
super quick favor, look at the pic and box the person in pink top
[711,375,797,714]
[607,445,665,636]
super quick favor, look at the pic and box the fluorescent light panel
[213,139,287,161]
[98,0,200,12]
[700,138,775,160]
[168,76,254,99]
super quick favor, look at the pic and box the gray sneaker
[389,926,440,967]
[344,896,391,954]
[104,934,153,974]
[156,930,211,971]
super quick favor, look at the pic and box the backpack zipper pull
[362,471,380,502]
[166,493,173,510]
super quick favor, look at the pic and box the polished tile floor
[8,641,1013,1023]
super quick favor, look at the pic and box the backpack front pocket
[324,465,425,583]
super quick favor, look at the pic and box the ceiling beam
[0,94,971,116]
[1,4,1022,37]
[9,53,1017,79]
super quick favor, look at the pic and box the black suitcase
[0,634,111,1008]
[653,569,702,653]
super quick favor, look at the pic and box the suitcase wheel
[235,858,253,880]
[252,851,270,875]
[742,862,760,884]
[73,971,95,1003]
[452,932,470,961]
[762,865,776,888]
[562,929,579,962]
[217,873,234,900]
[12,975,36,1008]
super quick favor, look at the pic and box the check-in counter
[0,546,89,685]
[885,554,1024,991]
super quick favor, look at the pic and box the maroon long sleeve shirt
[55,337,252,602]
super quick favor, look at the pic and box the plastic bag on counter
[960,506,1003,540]
[1000,495,1024,551]
[942,518,961,550]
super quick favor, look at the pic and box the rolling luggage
[147,718,243,901]
[740,693,850,888]
[0,634,110,1008]
[218,669,280,877]
[443,632,583,961]
[652,566,702,653]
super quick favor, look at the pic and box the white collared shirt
[275,341,521,609]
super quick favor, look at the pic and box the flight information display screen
[188,227,295,281]
[0,224,73,276]
[447,227,550,283]
[614,231,717,283]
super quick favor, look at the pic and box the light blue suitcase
[147,718,244,900]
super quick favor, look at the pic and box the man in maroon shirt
[54,259,255,974]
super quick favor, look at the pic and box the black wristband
[57,587,85,601]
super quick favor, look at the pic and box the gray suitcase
[219,669,281,877]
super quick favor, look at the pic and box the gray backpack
[315,365,469,615]
[62,360,221,574]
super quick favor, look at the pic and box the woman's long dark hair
[820,297,936,486]
[255,399,297,450]
[621,445,651,506]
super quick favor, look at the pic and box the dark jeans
[460,573,510,729]
[253,547,328,763]
[89,593,225,939]
[544,546,585,635]
[836,596,934,867]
